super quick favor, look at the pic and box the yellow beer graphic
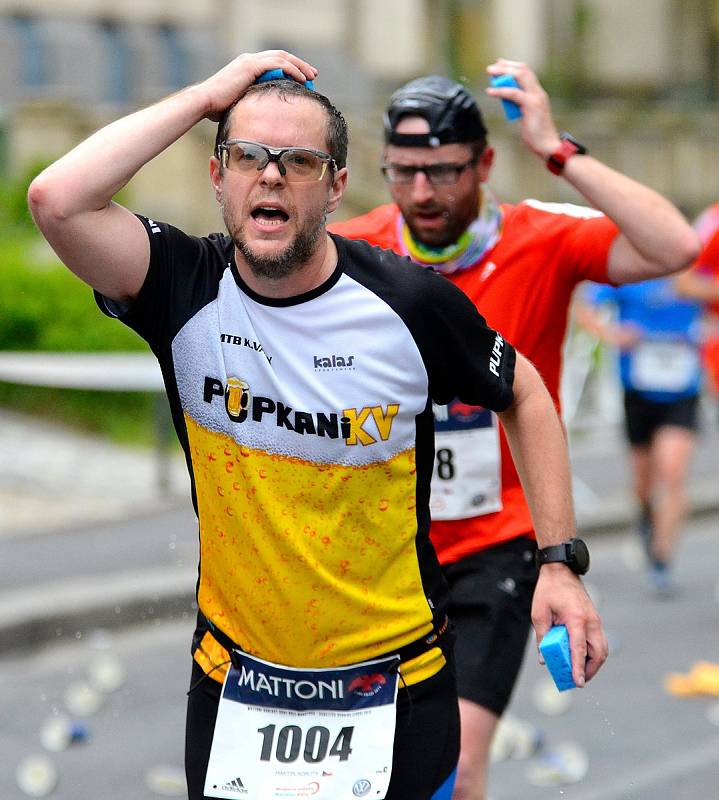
[224,378,250,421]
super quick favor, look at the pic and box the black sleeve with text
[94,215,230,355]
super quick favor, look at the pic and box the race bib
[204,653,399,800]
[630,341,699,393]
[430,401,502,520]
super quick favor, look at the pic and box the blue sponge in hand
[539,625,576,691]
[255,69,314,90]
[489,74,522,121]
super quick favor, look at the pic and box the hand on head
[200,50,318,122]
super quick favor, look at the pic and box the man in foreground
[331,58,698,800]
[28,51,606,800]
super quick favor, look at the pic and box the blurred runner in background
[576,278,703,597]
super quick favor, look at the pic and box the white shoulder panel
[523,198,605,219]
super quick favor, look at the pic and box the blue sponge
[489,74,522,121]
[255,69,314,91]
[539,625,576,691]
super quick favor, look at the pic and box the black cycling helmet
[384,75,487,148]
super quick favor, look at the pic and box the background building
[2,0,719,229]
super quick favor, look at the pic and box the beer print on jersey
[172,268,433,669]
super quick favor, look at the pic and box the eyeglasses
[381,158,477,186]
[218,139,337,182]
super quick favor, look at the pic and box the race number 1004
[257,724,354,764]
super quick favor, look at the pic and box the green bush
[1,230,159,444]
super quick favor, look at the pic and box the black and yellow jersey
[98,217,515,685]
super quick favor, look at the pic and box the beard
[223,200,326,281]
[404,206,472,249]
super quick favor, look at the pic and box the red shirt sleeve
[328,204,400,250]
[692,226,719,278]
[552,211,619,284]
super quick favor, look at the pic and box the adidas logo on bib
[220,776,247,794]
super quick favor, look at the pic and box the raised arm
[27,50,317,303]
[487,59,700,284]
[675,228,719,302]
[573,296,640,351]
[497,353,608,686]
[675,269,719,303]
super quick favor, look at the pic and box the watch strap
[546,133,587,175]
[535,543,570,566]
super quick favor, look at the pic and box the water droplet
[145,764,187,796]
[490,714,543,762]
[16,754,58,797]
[40,715,88,751]
[64,682,103,717]
[88,653,126,693]
[87,629,113,650]
[532,676,572,716]
[526,741,588,786]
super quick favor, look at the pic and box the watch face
[571,539,590,575]
[560,132,587,155]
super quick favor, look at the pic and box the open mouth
[411,205,445,221]
[251,206,290,226]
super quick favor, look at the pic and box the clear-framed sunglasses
[218,139,337,182]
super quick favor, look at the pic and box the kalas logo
[313,354,355,371]
[347,673,387,697]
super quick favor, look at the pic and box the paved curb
[3,480,718,657]
[0,567,198,656]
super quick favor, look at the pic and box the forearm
[561,155,700,278]
[675,270,719,303]
[498,356,576,549]
[573,301,610,341]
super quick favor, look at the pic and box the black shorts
[623,390,699,446]
[185,657,459,800]
[442,535,538,716]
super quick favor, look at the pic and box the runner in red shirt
[676,203,719,393]
[331,58,699,800]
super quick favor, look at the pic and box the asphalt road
[3,514,719,800]
[1,620,190,800]
[489,513,719,800]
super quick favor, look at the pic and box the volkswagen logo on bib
[353,779,372,796]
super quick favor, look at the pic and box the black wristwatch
[535,538,590,575]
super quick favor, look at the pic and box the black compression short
[623,390,699,446]
[442,535,538,716]
[185,658,459,800]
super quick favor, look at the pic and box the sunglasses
[218,139,337,183]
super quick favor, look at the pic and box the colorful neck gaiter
[398,185,503,275]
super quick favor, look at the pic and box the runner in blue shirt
[578,278,704,595]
